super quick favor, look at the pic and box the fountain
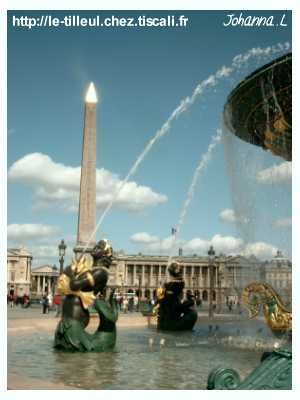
[153,261,198,331]
[54,239,118,351]
[7,47,293,389]
[206,52,292,390]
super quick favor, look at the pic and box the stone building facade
[101,248,286,303]
[7,247,32,296]
[31,265,60,295]
[264,249,292,301]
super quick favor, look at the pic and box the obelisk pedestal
[73,83,97,265]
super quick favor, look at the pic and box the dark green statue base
[207,344,292,390]
[157,307,198,331]
[54,287,118,352]
[53,317,116,351]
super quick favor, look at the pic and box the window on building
[109,276,114,283]
[11,261,15,268]
[274,281,278,288]
[286,281,290,288]
[145,266,148,272]
[153,266,156,272]
[236,267,241,274]
[286,273,289,277]
[269,273,271,277]
[128,266,132,272]
[279,274,282,278]
[279,281,283,288]
[274,273,277,277]
[11,272,15,281]
[228,268,233,273]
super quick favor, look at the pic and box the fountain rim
[223,51,292,110]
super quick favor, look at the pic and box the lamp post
[56,239,66,317]
[192,275,196,310]
[51,265,57,311]
[208,245,215,317]
[217,271,224,314]
[138,267,142,311]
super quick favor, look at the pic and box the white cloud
[7,223,63,245]
[130,232,160,244]
[182,234,277,259]
[257,162,292,185]
[276,219,292,227]
[135,231,278,259]
[219,209,248,224]
[144,236,185,253]
[7,153,168,215]
[183,234,245,255]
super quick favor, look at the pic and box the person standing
[9,295,14,307]
[134,295,138,311]
[54,294,59,314]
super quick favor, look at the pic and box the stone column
[158,265,161,285]
[47,278,51,294]
[133,265,137,286]
[124,265,128,285]
[233,267,237,287]
[149,265,153,286]
[200,267,202,288]
[42,276,45,293]
[183,265,186,282]
[37,276,40,293]
[142,265,145,286]
[74,83,97,261]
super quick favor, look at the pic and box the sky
[6,5,293,269]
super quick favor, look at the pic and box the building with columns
[102,248,291,303]
[31,265,60,295]
[264,249,292,302]
[7,247,32,296]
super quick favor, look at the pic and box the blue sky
[7,7,293,268]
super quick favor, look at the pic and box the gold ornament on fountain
[242,282,292,334]
[152,285,166,317]
[57,257,95,309]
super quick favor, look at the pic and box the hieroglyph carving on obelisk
[75,83,97,254]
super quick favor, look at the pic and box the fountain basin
[223,52,292,161]
[8,322,283,390]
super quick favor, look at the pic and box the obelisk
[73,83,97,265]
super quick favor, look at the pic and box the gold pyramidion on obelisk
[74,82,98,265]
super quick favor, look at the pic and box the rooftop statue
[153,261,198,330]
[53,239,118,351]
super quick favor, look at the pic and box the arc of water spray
[163,131,222,284]
[79,42,289,260]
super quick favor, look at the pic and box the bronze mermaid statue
[153,261,198,330]
[53,239,118,351]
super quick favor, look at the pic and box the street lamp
[217,271,224,314]
[56,239,67,317]
[138,267,142,311]
[208,245,215,317]
[192,275,196,310]
[51,264,57,311]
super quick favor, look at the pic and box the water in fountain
[79,43,291,260]
[165,130,222,282]
[9,320,285,390]
[222,103,291,259]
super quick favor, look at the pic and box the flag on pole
[172,228,177,234]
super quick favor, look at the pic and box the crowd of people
[113,296,140,313]
[7,294,31,308]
